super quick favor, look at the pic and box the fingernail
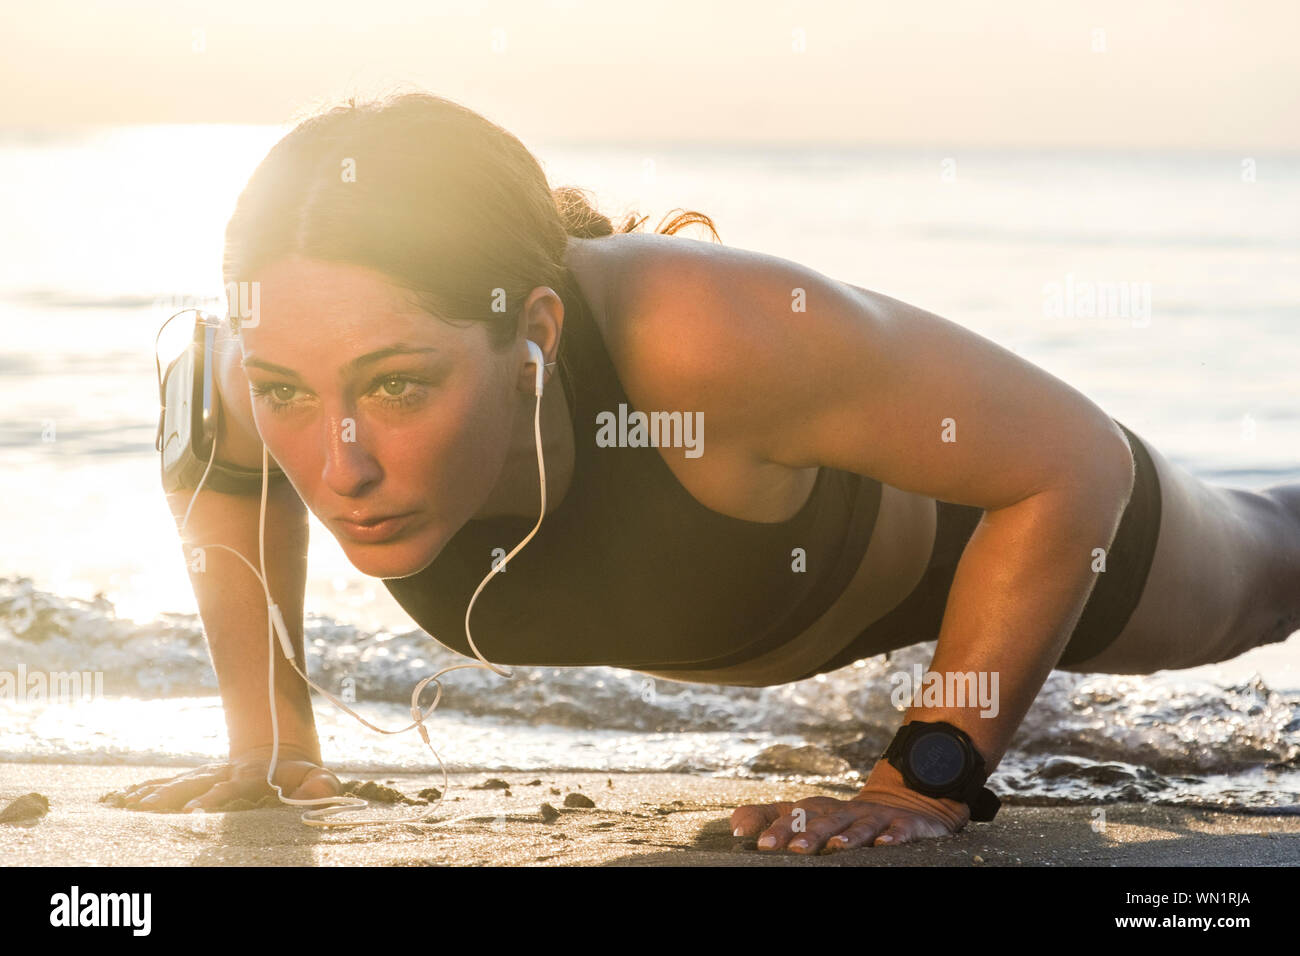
[733,828,745,837]
[140,794,159,806]
[876,835,893,845]
[828,836,846,847]
[757,836,776,849]
[790,838,809,850]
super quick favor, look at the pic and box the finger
[119,776,188,803]
[825,816,893,851]
[730,801,796,838]
[287,767,343,801]
[756,807,823,851]
[870,820,911,847]
[121,763,231,805]
[872,812,959,845]
[121,784,166,807]
[134,772,229,811]
[183,777,266,812]
[786,810,879,854]
[119,774,179,796]
[126,781,190,809]
[254,759,327,796]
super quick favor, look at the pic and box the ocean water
[1,126,1297,809]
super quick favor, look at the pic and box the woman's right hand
[107,743,344,812]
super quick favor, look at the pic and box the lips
[332,512,416,544]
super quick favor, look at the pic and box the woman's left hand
[730,759,972,853]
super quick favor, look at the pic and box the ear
[514,286,564,393]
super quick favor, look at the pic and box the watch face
[908,730,967,787]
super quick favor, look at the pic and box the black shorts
[800,419,1163,677]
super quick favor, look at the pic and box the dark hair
[222,92,720,359]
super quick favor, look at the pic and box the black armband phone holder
[155,310,286,496]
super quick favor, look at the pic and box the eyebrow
[242,344,440,379]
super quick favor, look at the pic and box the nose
[320,413,382,497]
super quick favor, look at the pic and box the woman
[118,93,1300,853]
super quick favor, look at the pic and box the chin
[340,538,441,580]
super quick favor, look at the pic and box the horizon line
[0,123,1296,157]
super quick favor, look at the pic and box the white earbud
[526,339,546,397]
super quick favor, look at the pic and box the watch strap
[964,785,1001,822]
[883,720,1001,822]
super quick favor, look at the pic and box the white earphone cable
[178,340,551,828]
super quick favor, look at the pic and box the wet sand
[3,762,1298,866]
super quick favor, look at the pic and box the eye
[250,382,304,412]
[269,384,298,401]
[367,373,430,409]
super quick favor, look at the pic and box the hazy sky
[3,0,1297,148]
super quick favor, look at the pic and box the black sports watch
[882,720,1001,822]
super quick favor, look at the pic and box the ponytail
[552,185,721,243]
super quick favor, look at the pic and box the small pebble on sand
[0,792,50,823]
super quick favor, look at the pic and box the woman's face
[236,255,522,579]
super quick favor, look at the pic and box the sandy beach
[3,762,1298,867]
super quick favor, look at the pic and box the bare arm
[112,321,343,812]
[114,322,342,812]
[170,317,320,761]
[640,242,1135,847]
[166,473,318,762]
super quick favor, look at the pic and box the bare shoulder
[581,232,1132,511]
[568,233,862,521]
[581,232,869,463]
